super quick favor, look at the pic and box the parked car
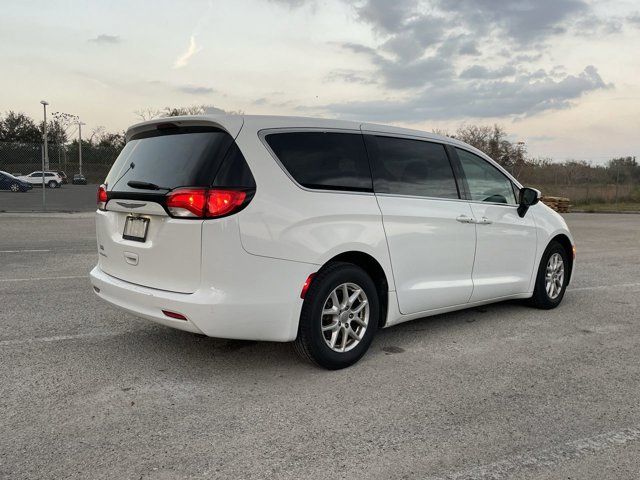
[72,174,87,185]
[0,170,32,192]
[90,115,575,369]
[17,171,63,188]
[56,171,69,184]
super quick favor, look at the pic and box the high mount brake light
[97,184,108,210]
[166,188,249,218]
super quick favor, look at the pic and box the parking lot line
[0,249,51,253]
[0,275,88,283]
[429,426,640,480]
[0,332,117,347]
[569,282,640,292]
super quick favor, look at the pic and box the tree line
[1,108,637,186]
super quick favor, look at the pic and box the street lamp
[78,121,86,175]
[40,100,49,211]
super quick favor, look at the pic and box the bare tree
[134,108,163,121]
[134,104,243,121]
[89,126,106,144]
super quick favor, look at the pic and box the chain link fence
[0,141,121,184]
[516,161,639,211]
[2,141,638,212]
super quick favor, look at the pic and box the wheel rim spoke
[329,329,339,348]
[347,327,361,342]
[351,300,368,314]
[340,327,348,351]
[340,284,349,308]
[322,320,339,332]
[330,291,340,309]
[347,289,361,307]
[323,306,339,317]
[351,316,367,327]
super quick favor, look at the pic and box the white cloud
[173,35,202,69]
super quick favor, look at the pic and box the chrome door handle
[456,215,474,224]
[477,217,493,225]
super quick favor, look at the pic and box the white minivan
[90,115,575,369]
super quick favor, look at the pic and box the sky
[1,0,639,163]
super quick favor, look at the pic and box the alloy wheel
[321,282,369,353]
[545,253,565,300]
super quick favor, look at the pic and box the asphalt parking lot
[1,213,639,479]
[0,184,97,213]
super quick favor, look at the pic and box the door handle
[456,215,474,224]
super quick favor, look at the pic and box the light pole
[40,100,49,210]
[78,121,86,175]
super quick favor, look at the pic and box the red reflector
[97,184,108,210]
[162,310,187,320]
[166,188,207,217]
[207,190,247,217]
[300,273,315,299]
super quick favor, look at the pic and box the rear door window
[366,135,459,199]
[105,126,236,193]
[264,132,372,192]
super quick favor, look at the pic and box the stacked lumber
[542,196,571,213]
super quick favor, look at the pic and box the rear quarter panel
[233,125,395,290]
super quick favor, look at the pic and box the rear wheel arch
[321,251,389,328]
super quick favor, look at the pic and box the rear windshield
[105,126,234,193]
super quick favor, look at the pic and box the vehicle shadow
[100,299,527,378]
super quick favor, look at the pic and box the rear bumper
[90,267,205,334]
[90,257,314,342]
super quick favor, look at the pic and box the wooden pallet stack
[542,196,571,213]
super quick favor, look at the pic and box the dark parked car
[72,174,87,185]
[0,170,32,192]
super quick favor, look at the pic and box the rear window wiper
[127,180,170,191]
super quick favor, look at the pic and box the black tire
[529,241,570,309]
[10,183,20,192]
[294,261,379,370]
[47,180,58,189]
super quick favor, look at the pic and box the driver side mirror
[517,187,541,218]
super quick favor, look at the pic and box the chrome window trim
[375,192,519,208]
[258,127,523,205]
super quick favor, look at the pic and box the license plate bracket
[123,216,149,242]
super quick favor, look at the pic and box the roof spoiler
[125,115,245,142]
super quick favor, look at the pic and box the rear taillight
[97,184,108,210]
[207,190,247,217]
[165,188,250,219]
[166,188,207,217]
